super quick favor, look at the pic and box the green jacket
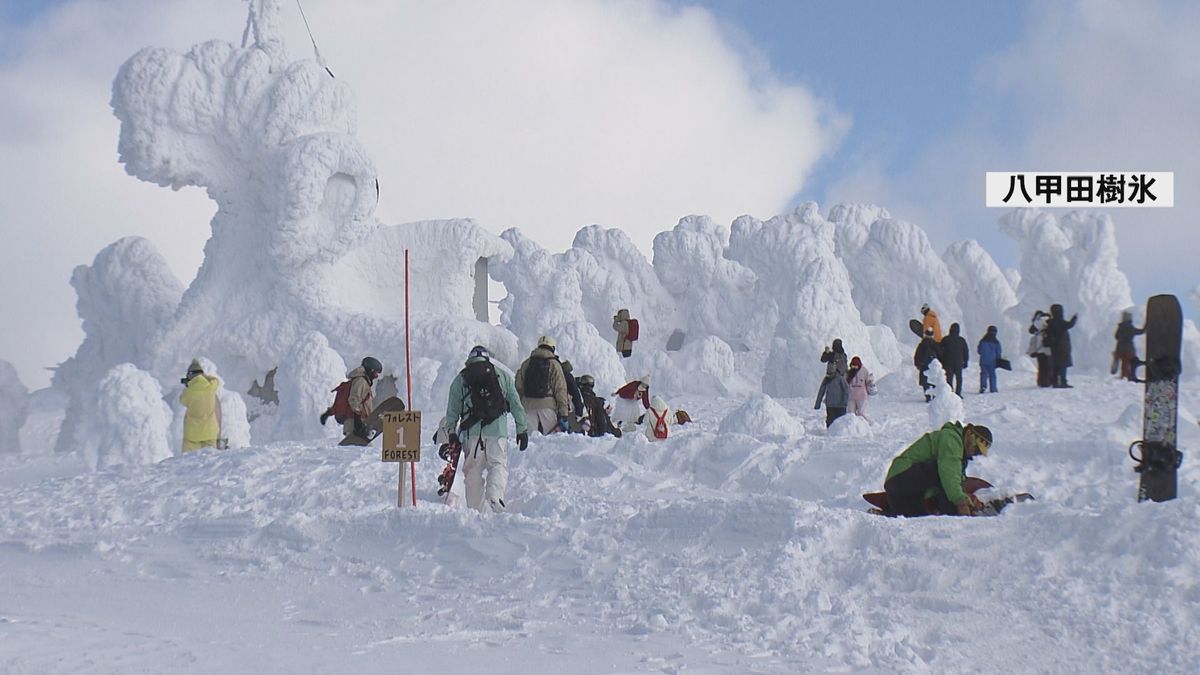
[885,422,969,505]
[442,365,528,439]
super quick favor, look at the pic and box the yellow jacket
[180,375,221,445]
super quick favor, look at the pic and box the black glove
[353,415,368,438]
[516,432,528,451]
[319,409,331,426]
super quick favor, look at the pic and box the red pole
[405,249,416,506]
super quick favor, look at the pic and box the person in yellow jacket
[180,359,222,453]
[920,304,944,342]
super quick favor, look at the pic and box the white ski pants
[461,434,509,512]
[612,397,642,431]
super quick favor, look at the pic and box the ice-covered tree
[0,361,29,454]
[89,364,173,470]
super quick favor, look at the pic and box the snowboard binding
[1128,440,1184,474]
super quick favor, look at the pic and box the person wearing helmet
[515,336,571,435]
[883,422,994,516]
[440,345,529,513]
[576,374,621,438]
[342,356,382,438]
[920,304,944,343]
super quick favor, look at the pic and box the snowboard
[338,396,407,446]
[862,476,1034,517]
[909,319,924,338]
[996,357,1012,371]
[436,436,465,507]
[1131,294,1183,502]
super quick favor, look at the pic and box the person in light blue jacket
[976,325,1003,394]
[440,346,529,513]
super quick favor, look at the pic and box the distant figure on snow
[440,346,529,513]
[883,422,994,517]
[914,328,939,402]
[180,358,222,453]
[644,395,673,441]
[939,323,969,396]
[921,304,944,342]
[814,338,849,410]
[612,376,651,432]
[823,364,850,428]
[1113,311,1144,381]
[846,356,876,420]
[613,308,639,358]
[322,356,382,440]
[1027,310,1052,388]
[516,336,571,435]
[976,325,1003,394]
[1045,304,1077,388]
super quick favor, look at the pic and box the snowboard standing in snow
[863,477,1033,517]
[1130,294,1184,502]
[339,396,406,446]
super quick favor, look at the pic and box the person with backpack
[577,375,621,438]
[938,323,969,396]
[883,422,993,517]
[180,358,222,452]
[1027,310,1052,388]
[914,328,939,402]
[977,325,1003,393]
[814,339,848,409]
[846,356,876,420]
[612,376,651,432]
[321,356,382,439]
[644,395,673,441]
[439,345,528,513]
[1113,311,1144,381]
[560,360,585,432]
[613,308,638,358]
[1045,303,1078,388]
[515,336,571,435]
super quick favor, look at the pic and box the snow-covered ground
[3,373,1198,673]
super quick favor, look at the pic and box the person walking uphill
[440,346,528,513]
[976,325,1003,393]
[1045,304,1078,388]
[884,422,993,517]
[322,357,382,439]
[814,339,849,409]
[939,323,969,396]
[180,359,222,453]
[516,336,571,434]
[613,308,639,358]
[1113,311,1144,381]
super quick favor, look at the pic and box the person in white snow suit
[1027,310,1052,388]
[440,346,529,513]
[644,395,673,441]
[846,356,875,420]
[612,376,651,432]
[515,336,571,435]
[180,358,222,452]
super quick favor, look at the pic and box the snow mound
[89,364,173,470]
[719,393,806,442]
[0,361,29,454]
[827,412,871,438]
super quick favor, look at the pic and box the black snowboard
[339,396,407,446]
[996,357,1012,371]
[909,319,924,338]
[1131,294,1183,502]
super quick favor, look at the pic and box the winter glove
[558,417,569,432]
[438,444,452,461]
[319,409,332,426]
[516,432,529,451]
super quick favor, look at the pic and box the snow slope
[3,374,1198,672]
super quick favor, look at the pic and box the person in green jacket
[884,422,993,516]
[439,346,529,513]
[180,358,222,453]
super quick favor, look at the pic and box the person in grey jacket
[823,370,850,428]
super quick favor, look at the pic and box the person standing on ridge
[920,304,944,342]
[613,308,638,358]
[976,325,1003,393]
[515,336,571,435]
[180,358,222,453]
[883,422,994,517]
[439,346,528,513]
[939,323,969,396]
[1046,304,1077,388]
[1113,310,1144,381]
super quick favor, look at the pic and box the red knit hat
[850,356,862,368]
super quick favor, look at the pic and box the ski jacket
[1027,314,1050,356]
[824,372,850,408]
[1114,320,1144,355]
[821,341,848,378]
[344,367,374,419]
[443,365,528,439]
[614,380,651,408]
[613,309,633,352]
[180,374,222,445]
[977,335,1002,367]
[515,347,570,417]
[847,367,874,402]
[922,309,944,342]
[563,371,585,418]
[885,422,970,506]
[1046,304,1077,369]
[914,337,939,371]
[938,324,969,370]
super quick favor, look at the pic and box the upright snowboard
[338,396,407,446]
[1131,294,1184,502]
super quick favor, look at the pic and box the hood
[347,366,369,379]
[530,346,558,360]
[1050,304,1064,319]
[649,395,669,413]
[949,323,960,336]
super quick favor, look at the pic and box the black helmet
[361,356,383,375]
[578,374,595,388]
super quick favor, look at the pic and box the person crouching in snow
[180,358,222,453]
[577,375,621,438]
[440,346,529,513]
[612,376,651,432]
[884,422,993,517]
[846,356,875,420]
[515,336,571,435]
[644,396,673,441]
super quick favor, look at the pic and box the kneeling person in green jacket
[440,346,529,513]
[884,422,993,516]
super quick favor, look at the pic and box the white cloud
[0,0,844,388]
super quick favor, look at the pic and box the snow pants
[848,397,869,419]
[527,407,560,435]
[1118,352,1137,381]
[612,397,643,431]
[1035,354,1053,387]
[825,406,847,428]
[884,461,958,517]
[461,434,509,513]
[979,366,997,393]
[945,366,963,396]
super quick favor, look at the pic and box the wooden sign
[381,410,421,462]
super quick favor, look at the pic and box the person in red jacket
[612,375,650,431]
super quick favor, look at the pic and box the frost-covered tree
[943,239,1021,363]
[0,361,29,454]
[89,364,173,470]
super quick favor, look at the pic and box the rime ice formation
[271,332,347,443]
[942,239,1021,362]
[89,364,173,470]
[0,361,29,454]
[1001,210,1133,371]
[718,393,806,442]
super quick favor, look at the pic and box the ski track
[2,375,1199,672]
